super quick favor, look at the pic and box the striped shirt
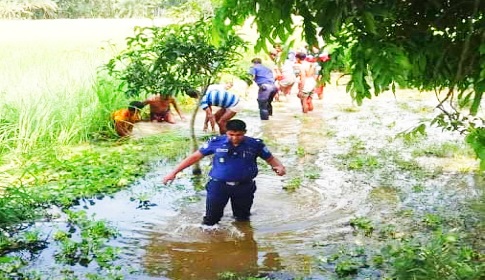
[200,89,239,110]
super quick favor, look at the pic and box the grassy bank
[0,19,174,156]
[0,131,194,278]
[0,19,193,277]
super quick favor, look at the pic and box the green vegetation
[105,17,248,98]
[0,21,134,156]
[283,176,302,192]
[0,0,212,19]
[349,217,374,237]
[104,14,251,173]
[53,210,120,267]
[327,132,483,279]
[412,141,475,158]
[320,209,484,279]
[0,132,191,278]
[336,136,382,171]
[0,4,484,278]
[1,132,190,223]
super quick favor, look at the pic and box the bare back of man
[143,94,185,124]
[297,59,317,113]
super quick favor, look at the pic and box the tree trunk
[189,96,202,175]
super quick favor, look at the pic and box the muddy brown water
[26,83,481,279]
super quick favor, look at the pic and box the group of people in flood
[111,44,329,226]
[111,80,239,137]
[111,43,330,138]
[270,43,330,112]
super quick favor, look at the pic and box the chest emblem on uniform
[216,148,229,152]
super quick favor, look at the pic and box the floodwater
[26,82,482,279]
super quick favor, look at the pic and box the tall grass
[0,19,168,156]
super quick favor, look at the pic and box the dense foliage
[104,17,247,98]
[214,0,485,169]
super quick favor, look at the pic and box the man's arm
[163,151,204,184]
[142,95,156,106]
[265,156,286,176]
[204,111,216,132]
[170,98,185,120]
[204,107,215,126]
[248,66,257,82]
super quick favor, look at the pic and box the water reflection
[143,222,282,280]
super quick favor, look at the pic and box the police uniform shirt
[199,136,273,182]
[248,64,275,86]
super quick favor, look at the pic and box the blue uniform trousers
[257,83,278,120]
[203,179,257,226]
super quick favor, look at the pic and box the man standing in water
[162,119,286,226]
[295,52,317,113]
[249,58,278,120]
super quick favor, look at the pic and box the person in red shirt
[111,101,145,137]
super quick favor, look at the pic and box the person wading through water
[162,119,286,225]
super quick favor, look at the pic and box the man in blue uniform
[248,58,278,120]
[162,119,286,226]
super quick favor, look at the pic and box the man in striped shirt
[186,85,242,134]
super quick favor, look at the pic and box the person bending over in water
[186,86,241,135]
[111,101,145,137]
[142,94,185,124]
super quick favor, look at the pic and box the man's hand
[272,166,286,176]
[162,172,177,184]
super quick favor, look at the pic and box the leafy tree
[214,0,485,169]
[104,16,248,173]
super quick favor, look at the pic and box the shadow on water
[24,87,482,279]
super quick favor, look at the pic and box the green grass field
[0,19,174,155]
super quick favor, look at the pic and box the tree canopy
[214,0,485,169]
[104,17,247,98]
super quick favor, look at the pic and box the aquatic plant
[283,176,302,192]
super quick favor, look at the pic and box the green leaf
[362,12,377,34]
